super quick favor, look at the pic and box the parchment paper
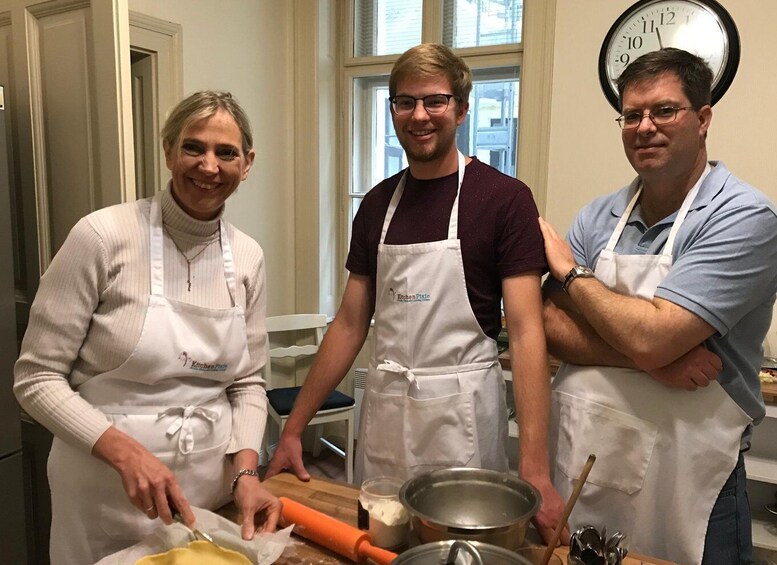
[95,506,292,565]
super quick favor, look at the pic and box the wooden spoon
[541,454,597,565]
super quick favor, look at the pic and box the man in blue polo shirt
[540,48,777,564]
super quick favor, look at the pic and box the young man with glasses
[540,48,777,564]
[266,43,566,544]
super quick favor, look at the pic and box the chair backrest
[265,314,327,387]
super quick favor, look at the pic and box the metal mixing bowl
[398,467,541,550]
[391,540,533,565]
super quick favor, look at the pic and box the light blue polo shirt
[563,161,777,428]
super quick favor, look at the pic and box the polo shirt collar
[609,161,731,226]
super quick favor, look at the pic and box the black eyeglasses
[616,106,694,130]
[390,94,459,116]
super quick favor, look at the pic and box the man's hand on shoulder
[647,344,721,391]
[538,217,577,283]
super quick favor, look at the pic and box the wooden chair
[264,314,355,483]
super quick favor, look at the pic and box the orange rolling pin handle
[358,541,398,565]
[280,496,369,562]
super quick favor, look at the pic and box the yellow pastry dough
[135,540,252,565]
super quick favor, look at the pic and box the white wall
[128,0,297,316]
[546,0,777,353]
[124,1,777,351]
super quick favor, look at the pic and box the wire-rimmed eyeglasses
[390,94,459,116]
[616,106,694,130]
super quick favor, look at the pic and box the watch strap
[562,265,594,293]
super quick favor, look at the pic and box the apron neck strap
[150,193,238,304]
[379,151,466,245]
[604,164,711,257]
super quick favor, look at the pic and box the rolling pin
[279,496,398,565]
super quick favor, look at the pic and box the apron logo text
[178,351,228,372]
[389,287,431,303]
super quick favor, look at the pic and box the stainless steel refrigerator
[0,85,28,562]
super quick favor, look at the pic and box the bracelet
[230,468,259,494]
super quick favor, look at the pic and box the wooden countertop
[220,473,676,565]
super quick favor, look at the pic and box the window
[342,0,528,262]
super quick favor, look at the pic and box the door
[0,0,135,324]
[1,3,134,562]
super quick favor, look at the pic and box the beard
[401,132,458,164]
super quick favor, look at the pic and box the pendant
[186,260,192,292]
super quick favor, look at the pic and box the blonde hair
[161,91,253,155]
[389,43,472,102]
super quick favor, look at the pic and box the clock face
[598,0,740,110]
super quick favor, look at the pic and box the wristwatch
[562,265,595,293]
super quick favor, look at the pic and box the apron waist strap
[375,359,500,390]
[159,405,221,455]
[96,395,226,455]
[377,359,419,387]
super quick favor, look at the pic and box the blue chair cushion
[267,386,355,417]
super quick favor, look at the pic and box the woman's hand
[233,475,282,539]
[92,426,195,527]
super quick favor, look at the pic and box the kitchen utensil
[398,467,541,550]
[605,531,627,563]
[540,454,596,565]
[279,496,397,565]
[173,513,216,545]
[569,525,628,565]
[389,540,532,565]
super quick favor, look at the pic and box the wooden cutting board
[219,474,677,565]
[762,381,777,403]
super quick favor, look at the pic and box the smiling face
[392,75,468,179]
[165,109,255,221]
[621,72,711,186]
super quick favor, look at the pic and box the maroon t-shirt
[346,158,547,340]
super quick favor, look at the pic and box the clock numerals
[598,0,739,111]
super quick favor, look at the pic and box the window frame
[337,0,555,293]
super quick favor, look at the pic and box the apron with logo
[550,173,752,564]
[47,193,253,564]
[355,152,508,483]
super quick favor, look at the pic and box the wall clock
[598,0,740,110]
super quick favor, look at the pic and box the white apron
[47,193,253,565]
[355,152,508,483]
[550,174,752,564]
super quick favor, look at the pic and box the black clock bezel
[597,0,740,111]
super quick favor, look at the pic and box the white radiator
[353,367,368,426]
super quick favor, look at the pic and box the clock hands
[655,27,664,49]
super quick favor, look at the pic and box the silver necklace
[164,226,220,292]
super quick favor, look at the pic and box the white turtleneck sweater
[14,188,268,455]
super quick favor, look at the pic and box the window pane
[458,67,520,177]
[442,0,522,48]
[354,0,423,57]
[350,67,519,237]
[351,75,405,198]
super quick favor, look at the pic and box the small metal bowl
[399,467,541,550]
